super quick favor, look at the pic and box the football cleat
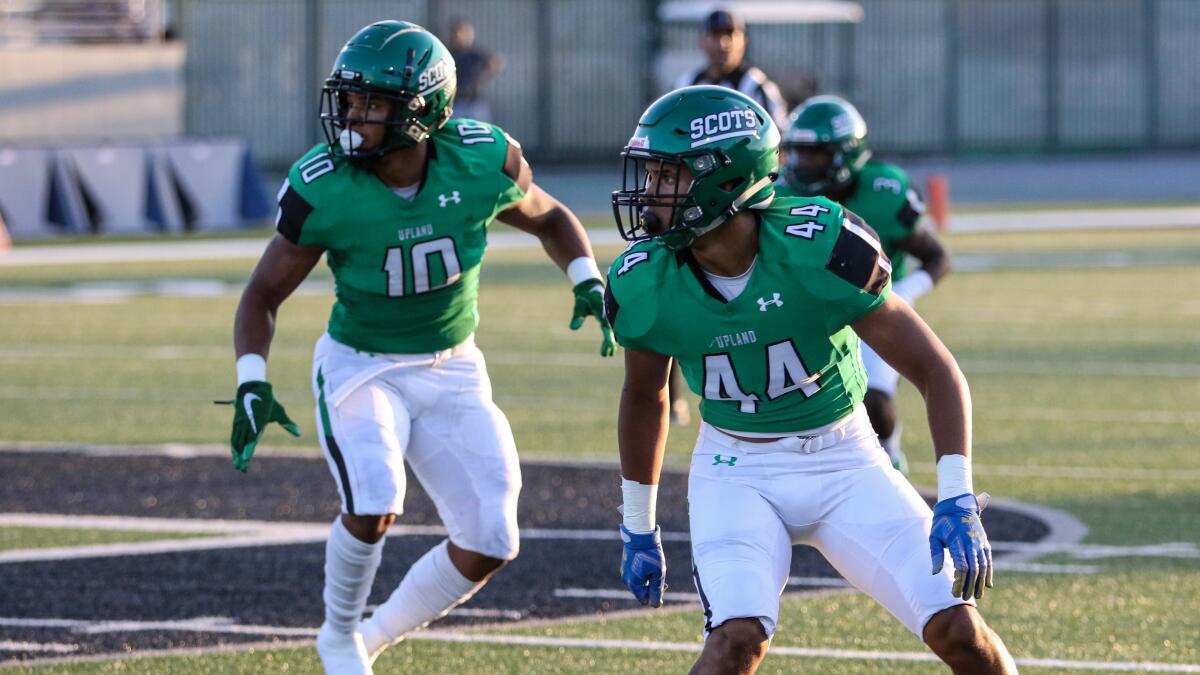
[316,622,373,675]
[359,616,402,666]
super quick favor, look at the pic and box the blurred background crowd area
[1,0,1198,240]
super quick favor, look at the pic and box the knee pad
[468,509,520,561]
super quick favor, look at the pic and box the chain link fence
[177,0,1200,168]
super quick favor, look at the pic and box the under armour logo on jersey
[757,293,783,311]
[712,455,738,467]
[438,191,461,207]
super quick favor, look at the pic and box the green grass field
[2,227,1199,673]
[0,526,222,552]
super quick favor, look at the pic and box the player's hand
[620,524,666,607]
[930,492,994,601]
[215,381,301,472]
[570,279,615,357]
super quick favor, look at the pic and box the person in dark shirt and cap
[448,18,506,122]
[673,8,790,130]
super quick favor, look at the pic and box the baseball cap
[703,9,744,34]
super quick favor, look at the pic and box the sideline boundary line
[4,620,1199,672]
[3,214,1198,267]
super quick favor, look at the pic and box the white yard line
[910,462,1200,482]
[554,588,699,602]
[962,359,1200,379]
[0,534,328,564]
[0,231,547,267]
[6,505,1163,568]
[983,407,1200,426]
[0,640,78,654]
[992,541,1200,560]
[414,632,1200,672]
[0,512,318,533]
[3,208,1198,268]
[948,206,1200,233]
[443,608,525,621]
[995,561,1100,574]
[0,616,316,637]
[4,624,1195,672]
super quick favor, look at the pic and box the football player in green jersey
[607,87,1014,674]
[778,95,952,475]
[224,21,612,675]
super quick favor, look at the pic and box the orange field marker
[926,173,950,232]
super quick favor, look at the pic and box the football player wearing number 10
[224,21,612,675]
[607,86,1015,674]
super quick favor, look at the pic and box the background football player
[608,86,1014,674]
[224,21,612,675]
[778,95,952,475]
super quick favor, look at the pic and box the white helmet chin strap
[691,173,777,239]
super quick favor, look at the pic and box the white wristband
[621,477,658,534]
[892,269,934,304]
[567,256,603,287]
[936,454,974,503]
[236,353,267,385]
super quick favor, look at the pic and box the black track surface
[0,451,1047,663]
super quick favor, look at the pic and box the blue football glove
[570,279,615,357]
[620,524,666,607]
[930,492,994,601]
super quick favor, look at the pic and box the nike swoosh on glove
[216,381,300,472]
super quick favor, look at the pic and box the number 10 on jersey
[383,237,462,296]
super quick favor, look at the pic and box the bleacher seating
[0,139,271,238]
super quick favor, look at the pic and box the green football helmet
[780,95,871,196]
[612,85,780,251]
[320,20,457,160]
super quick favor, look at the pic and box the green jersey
[605,195,892,433]
[778,160,923,281]
[276,119,525,354]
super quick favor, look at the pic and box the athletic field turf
[0,226,1197,673]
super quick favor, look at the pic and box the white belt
[324,334,475,407]
[707,406,868,455]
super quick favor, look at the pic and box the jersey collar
[675,248,729,304]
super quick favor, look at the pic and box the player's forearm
[233,292,278,363]
[918,247,952,283]
[618,387,668,485]
[915,360,972,461]
[618,386,667,534]
[535,204,595,273]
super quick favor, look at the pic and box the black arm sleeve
[276,184,314,245]
[825,224,891,296]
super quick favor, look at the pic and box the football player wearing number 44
[607,86,1016,674]
[222,21,612,675]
